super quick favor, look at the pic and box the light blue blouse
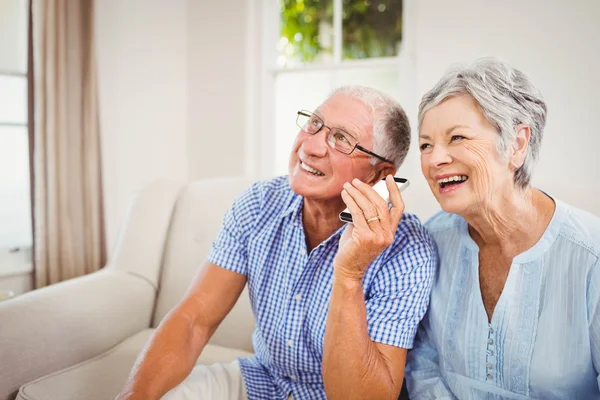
[406,197,600,399]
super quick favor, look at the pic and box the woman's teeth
[437,175,468,188]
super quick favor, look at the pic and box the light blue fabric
[406,196,600,399]
[207,176,436,400]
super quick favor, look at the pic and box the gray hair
[418,57,547,189]
[328,85,411,169]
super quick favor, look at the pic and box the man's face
[288,93,380,202]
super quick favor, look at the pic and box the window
[0,0,32,273]
[264,0,407,175]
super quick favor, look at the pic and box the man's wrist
[333,267,364,289]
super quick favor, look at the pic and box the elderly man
[117,86,436,400]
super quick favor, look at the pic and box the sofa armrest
[107,179,185,287]
[0,269,155,400]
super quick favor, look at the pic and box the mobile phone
[339,177,410,223]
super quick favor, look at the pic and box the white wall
[94,0,600,258]
[95,0,251,255]
[401,0,600,220]
[95,0,189,254]
[187,0,247,180]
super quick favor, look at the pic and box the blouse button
[486,373,493,380]
[486,363,493,369]
[487,338,494,345]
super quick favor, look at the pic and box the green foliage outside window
[280,0,402,65]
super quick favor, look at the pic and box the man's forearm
[117,310,211,400]
[323,274,401,400]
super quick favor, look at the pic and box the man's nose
[301,129,329,157]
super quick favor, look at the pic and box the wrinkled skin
[418,95,532,241]
[288,92,384,207]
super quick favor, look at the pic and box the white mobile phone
[339,177,410,223]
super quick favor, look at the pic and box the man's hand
[335,175,405,280]
[324,174,409,399]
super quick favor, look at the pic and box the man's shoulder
[373,212,436,279]
[252,175,291,191]
[237,176,295,212]
[395,213,431,242]
[391,212,436,257]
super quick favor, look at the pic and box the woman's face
[419,95,515,215]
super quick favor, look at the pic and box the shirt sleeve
[588,257,600,391]
[405,313,456,399]
[365,232,436,349]
[207,183,261,275]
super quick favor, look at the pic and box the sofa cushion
[153,178,255,353]
[17,329,253,400]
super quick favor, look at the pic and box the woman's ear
[510,124,530,170]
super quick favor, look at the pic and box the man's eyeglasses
[296,110,392,164]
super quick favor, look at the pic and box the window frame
[248,0,417,179]
[0,4,32,276]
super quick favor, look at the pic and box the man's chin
[289,176,328,196]
[289,178,313,196]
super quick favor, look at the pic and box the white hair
[418,57,547,189]
[328,85,411,169]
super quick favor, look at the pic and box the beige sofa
[0,178,256,400]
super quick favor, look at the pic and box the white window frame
[0,43,32,276]
[244,0,418,180]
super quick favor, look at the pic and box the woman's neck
[465,187,555,254]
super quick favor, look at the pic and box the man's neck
[302,198,346,253]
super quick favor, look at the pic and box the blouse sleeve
[405,311,456,400]
[588,257,600,391]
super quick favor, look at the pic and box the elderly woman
[405,58,600,399]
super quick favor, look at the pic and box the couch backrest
[153,177,255,352]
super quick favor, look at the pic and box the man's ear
[510,124,530,170]
[368,162,396,185]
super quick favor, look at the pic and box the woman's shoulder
[424,210,464,233]
[556,200,600,257]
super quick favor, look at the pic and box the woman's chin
[439,198,469,216]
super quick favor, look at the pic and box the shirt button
[489,327,494,334]
[487,338,494,345]
[287,340,294,347]
[294,294,302,301]
[486,363,493,369]
[290,375,296,381]
[486,349,494,356]
[486,374,493,380]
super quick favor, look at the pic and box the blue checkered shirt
[207,176,436,400]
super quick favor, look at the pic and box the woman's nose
[429,144,452,167]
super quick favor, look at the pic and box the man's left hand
[334,175,405,281]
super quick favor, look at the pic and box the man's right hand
[115,262,247,400]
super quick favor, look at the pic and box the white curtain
[32,0,105,287]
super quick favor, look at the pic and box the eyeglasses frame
[296,110,393,164]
